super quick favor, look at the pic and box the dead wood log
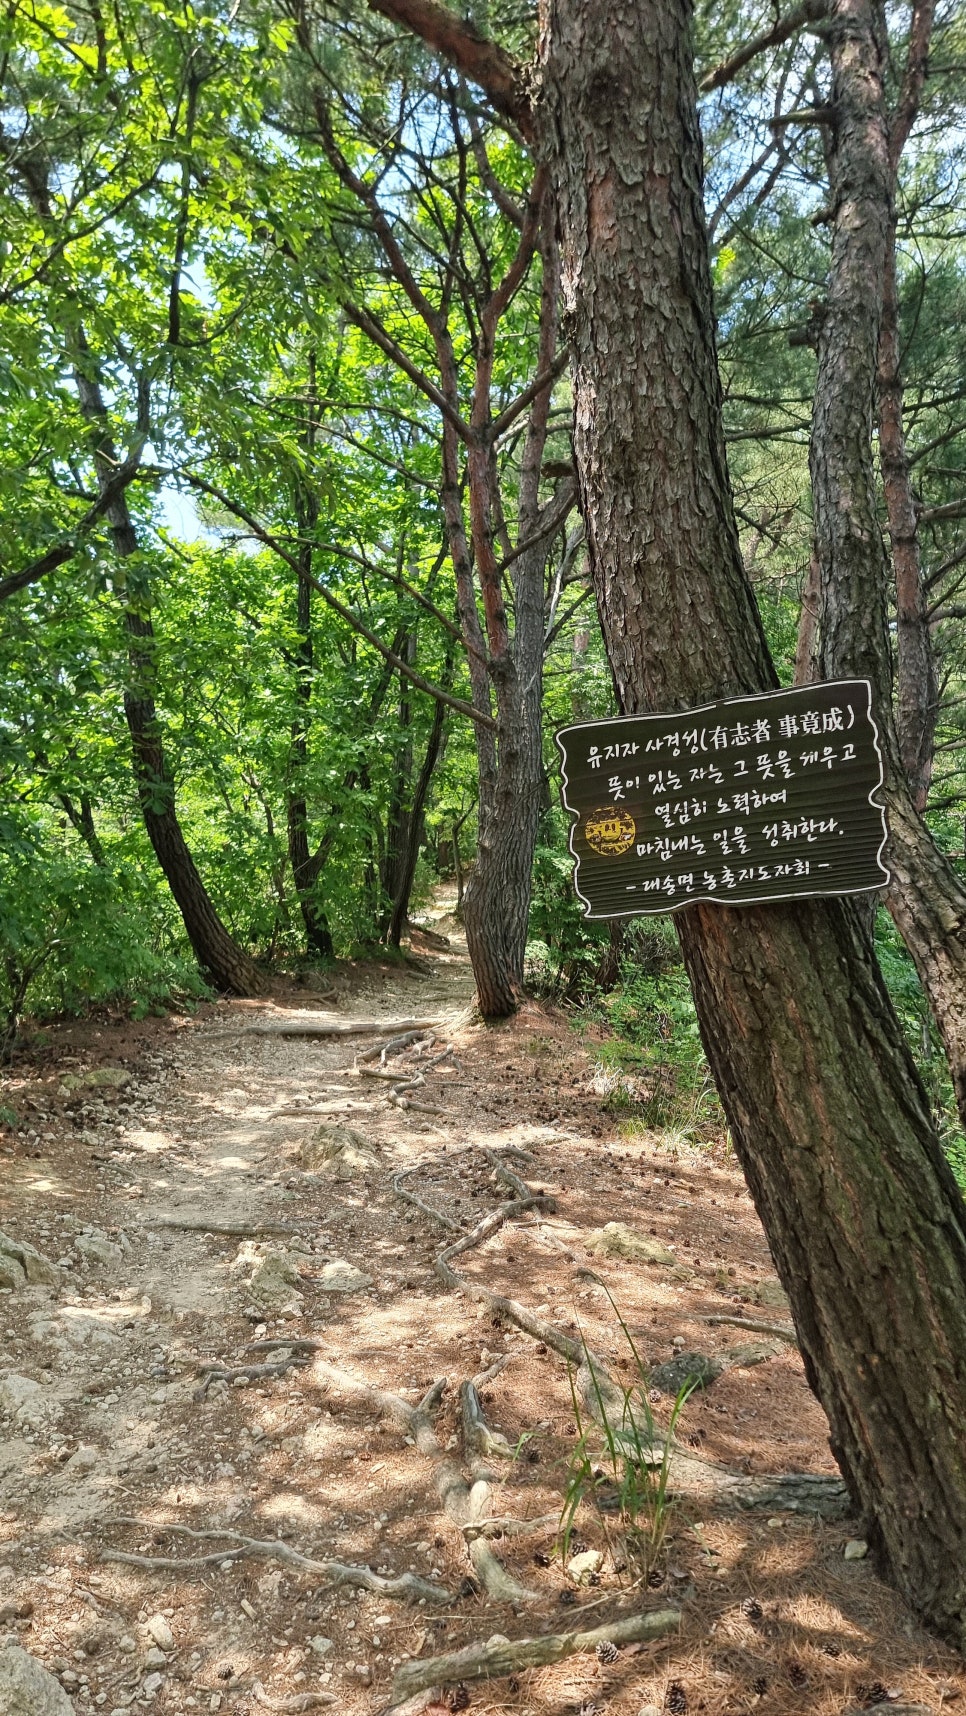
[101,1519,450,1603]
[391,1607,681,1699]
[208,1015,445,1040]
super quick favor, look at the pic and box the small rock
[0,1233,60,1289]
[142,1670,164,1695]
[317,1260,372,1295]
[75,1231,122,1268]
[64,1444,99,1473]
[841,1707,932,1716]
[245,1252,304,1310]
[143,1648,167,1669]
[145,1614,175,1652]
[118,1636,137,1654]
[0,1645,75,1713]
[0,1375,61,1429]
[567,1549,603,1586]
[637,1706,662,1716]
[308,1637,333,1657]
[649,1352,723,1395]
[752,1277,790,1310]
[843,1539,868,1560]
[301,1125,379,1180]
[585,1223,676,1267]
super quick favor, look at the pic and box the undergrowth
[560,1293,697,1581]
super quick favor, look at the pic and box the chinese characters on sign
[555,681,890,918]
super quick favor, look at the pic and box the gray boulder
[0,1645,75,1714]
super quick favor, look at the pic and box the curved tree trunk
[70,351,266,996]
[807,0,966,1130]
[539,0,966,1649]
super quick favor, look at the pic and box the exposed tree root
[100,1519,450,1603]
[482,1147,556,1210]
[431,1186,850,1518]
[392,1165,465,1232]
[311,1364,541,1603]
[207,1015,446,1040]
[461,1380,515,1460]
[390,1607,682,1700]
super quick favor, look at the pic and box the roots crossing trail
[1,925,964,1714]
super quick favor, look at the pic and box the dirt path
[1,925,964,1716]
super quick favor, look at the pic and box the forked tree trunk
[808,0,966,1130]
[539,0,966,1648]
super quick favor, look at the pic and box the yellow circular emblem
[584,806,636,857]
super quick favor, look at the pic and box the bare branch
[700,0,829,93]
[365,0,532,139]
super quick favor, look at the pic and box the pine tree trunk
[539,0,966,1648]
[808,0,966,1131]
[462,655,544,1016]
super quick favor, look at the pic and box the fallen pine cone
[596,1639,619,1664]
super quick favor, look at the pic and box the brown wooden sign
[555,680,890,918]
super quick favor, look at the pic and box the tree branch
[365,0,532,139]
[0,445,147,603]
[179,472,496,731]
[700,0,829,93]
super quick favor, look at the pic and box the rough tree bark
[535,0,966,1650]
[809,0,966,1130]
[878,0,938,812]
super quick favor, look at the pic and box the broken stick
[391,1607,681,1699]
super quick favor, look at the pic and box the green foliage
[874,910,966,1180]
[0,807,208,1056]
[560,1293,697,1581]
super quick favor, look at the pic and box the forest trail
[1,909,964,1716]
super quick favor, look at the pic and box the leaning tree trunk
[539,0,966,1649]
[808,0,966,1130]
[72,351,266,996]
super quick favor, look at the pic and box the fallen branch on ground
[391,1607,681,1699]
[392,1165,465,1232]
[193,1356,309,1399]
[703,1314,798,1343]
[252,1684,335,1711]
[101,1520,451,1602]
[150,1217,297,1237]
